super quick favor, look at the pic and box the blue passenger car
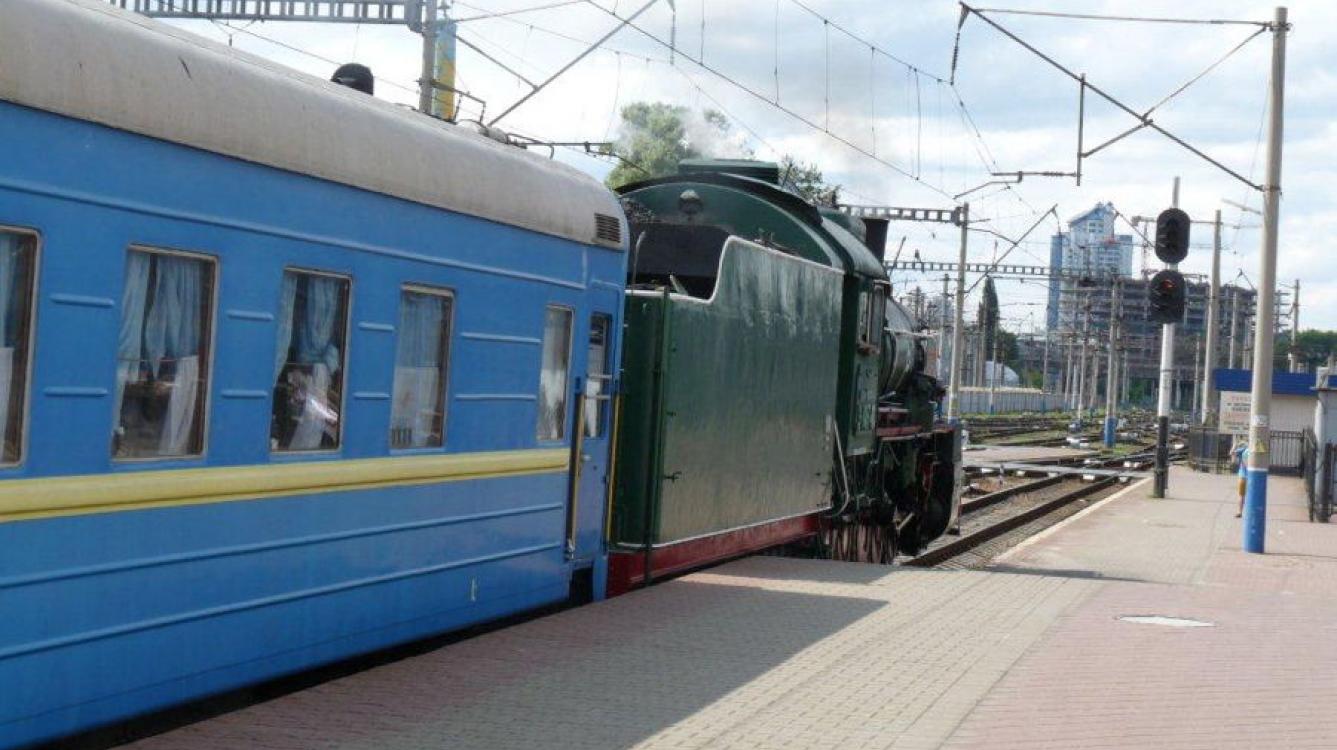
[0,1,627,746]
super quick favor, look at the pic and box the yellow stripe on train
[0,448,570,524]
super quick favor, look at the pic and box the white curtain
[160,355,198,455]
[147,256,204,455]
[391,292,447,448]
[290,362,333,450]
[537,308,572,441]
[145,255,201,375]
[273,273,298,382]
[0,236,17,454]
[114,252,152,431]
[392,367,440,447]
[296,275,342,373]
[0,348,11,455]
[583,377,601,437]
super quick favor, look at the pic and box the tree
[605,102,735,189]
[1273,330,1337,372]
[778,155,840,205]
[605,102,840,204]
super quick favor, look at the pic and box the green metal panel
[617,170,887,457]
[612,238,842,546]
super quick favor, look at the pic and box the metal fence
[1186,427,1306,476]
[1186,427,1234,474]
[1270,430,1305,476]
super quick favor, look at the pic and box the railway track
[907,475,1127,569]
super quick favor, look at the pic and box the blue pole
[1244,468,1267,552]
[1103,416,1116,449]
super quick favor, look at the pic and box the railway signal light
[1155,208,1190,264]
[1148,269,1187,324]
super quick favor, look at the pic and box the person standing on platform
[1233,440,1249,518]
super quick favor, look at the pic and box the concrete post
[1104,280,1120,447]
[1244,6,1288,554]
[939,274,949,381]
[1202,211,1221,423]
[947,204,969,421]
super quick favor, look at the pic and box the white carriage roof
[0,0,626,250]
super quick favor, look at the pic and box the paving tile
[122,468,1337,750]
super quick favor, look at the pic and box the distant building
[1046,203,1135,328]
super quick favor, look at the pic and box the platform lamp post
[1244,6,1289,554]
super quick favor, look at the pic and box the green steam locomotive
[607,159,960,593]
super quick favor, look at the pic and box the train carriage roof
[0,0,625,250]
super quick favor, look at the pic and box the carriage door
[566,313,614,564]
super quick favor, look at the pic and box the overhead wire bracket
[960,3,1266,191]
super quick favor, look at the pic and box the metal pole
[1244,6,1288,554]
[947,204,969,421]
[1197,336,1208,425]
[1041,328,1051,393]
[1228,286,1240,368]
[989,331,999,414]
[1104,280,1119,448]
[1076,297,1090,425]
[1202,210,1221,424]
[418,0,439,114]
[939,274,950,381]
[1154,176,1180,498]
[1288,279,1300,372]
[1119,349,1127,406]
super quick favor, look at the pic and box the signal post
[1150,188,1190,499]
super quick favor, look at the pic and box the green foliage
[1274,329,1337,371]
[605,102,733,189]
[778,155,839,205]
[605,102,839,204]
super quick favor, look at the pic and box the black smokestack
[332,63,374,95]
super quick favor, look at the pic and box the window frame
[860,283,888,354]
[270,266,354,456]
[112,244,220,464]
[536,303,575,443]
[0,225,41,468]
[389,283,456,452]
[583,313,613,439]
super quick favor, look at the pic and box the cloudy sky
[161,0,1335,332]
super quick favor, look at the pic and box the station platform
[118,467,1337,750]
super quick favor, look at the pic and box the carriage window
[114,248,216,459]
[583,314,612,438]
[271,270,350,452]
[0,230,36,464]
[537,306,573,441]
[390,287,452,449]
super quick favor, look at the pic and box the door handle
[581,453,592,463]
